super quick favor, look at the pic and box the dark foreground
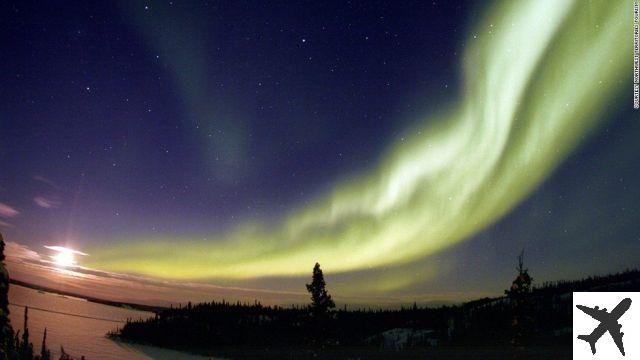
[120,344,571,360]
[112,269,640,359]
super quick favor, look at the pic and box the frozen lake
[8,284,209,359]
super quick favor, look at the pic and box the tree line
[112,251,640,357]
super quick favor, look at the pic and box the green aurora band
[86,0,631,282]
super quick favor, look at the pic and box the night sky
[0,0,638,304]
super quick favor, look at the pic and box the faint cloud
[34,196,61,209]
[5,242,42,262]
[0,220,13,228]
[33,175,60,190]
[0,202,20,218]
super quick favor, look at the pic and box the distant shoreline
[9,278,167,313]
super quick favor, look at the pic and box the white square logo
[573,292,640,359]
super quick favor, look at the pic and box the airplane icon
[576,298,632,356]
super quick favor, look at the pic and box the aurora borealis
[85,0,630,278]
[1,0,638,304]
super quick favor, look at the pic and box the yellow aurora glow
[86,0,631,281]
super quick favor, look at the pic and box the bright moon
[45,245,88,267]
[52,249,75,267]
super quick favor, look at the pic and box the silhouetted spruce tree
[58,346,72,360]
[13,331,20,353]
[20,307,33,359]
[0,232,15,360]
[505,250,533,346]
[306,263,335,316]
[39,328,50,360]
